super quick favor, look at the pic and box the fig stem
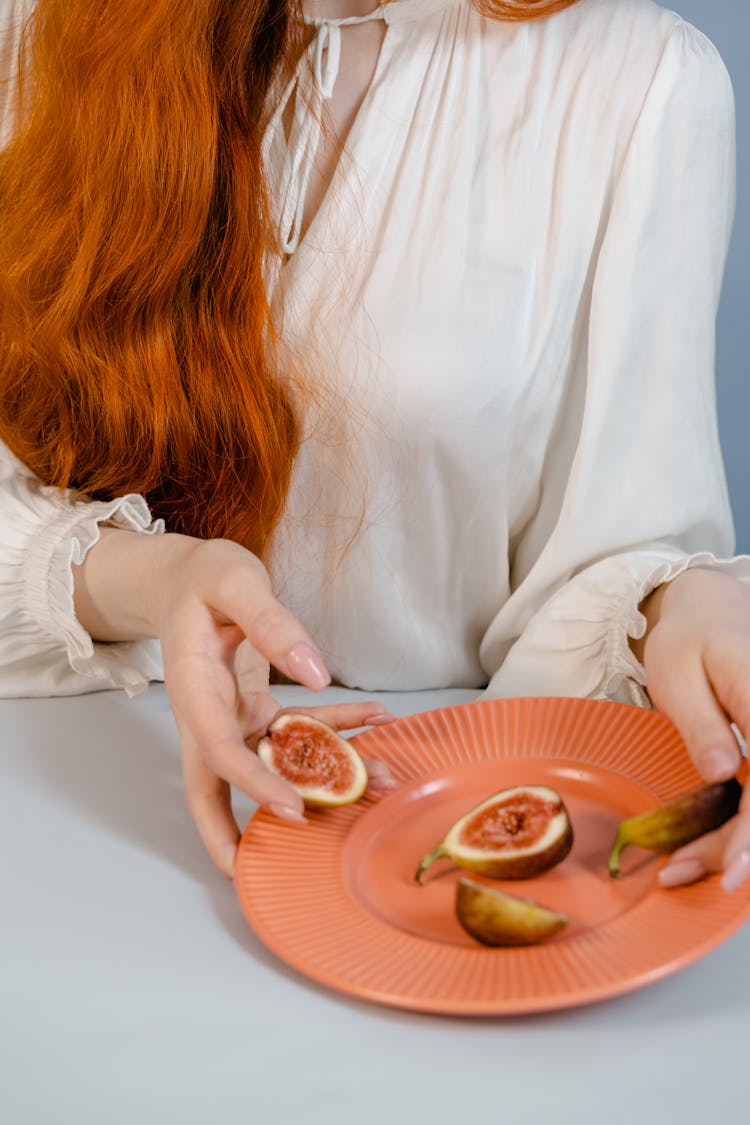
[608,832,626,879]
[414,845,446,884]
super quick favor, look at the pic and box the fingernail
[284,643,331,692]
[268,802,309,825]
[659,858,705,888]
[363,710,398,725]
[698,747,737,783]
[364,711,398,729]
[722,849,750,893]
[364,759,389,777]
[368,777,400,790]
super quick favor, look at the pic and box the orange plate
[234,697,750,1015]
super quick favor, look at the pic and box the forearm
[72,527,201,642]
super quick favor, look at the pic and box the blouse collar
[267,0,463,256]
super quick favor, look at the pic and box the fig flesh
[257,713,368,808]
[455,877,569,947]
[608,777,742,878]
[415,785,573,883]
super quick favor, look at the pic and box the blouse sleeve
[479,20,746,707]
[0,1,164,698]
[0,443,165,697]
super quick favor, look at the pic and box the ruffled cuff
[605,551,750,706]
[484,549,750,707]
[18,493,165,697]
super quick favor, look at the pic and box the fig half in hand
[455,877,569,947]
[415,785,573,883]
[608,777,742,878]
[257,713,369,808]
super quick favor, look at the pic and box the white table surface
[1,683,748,1124]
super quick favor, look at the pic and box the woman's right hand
[73,530,395,877]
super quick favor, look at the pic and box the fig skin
[415,785,573,884]
[455,877,569,947]
[608,777,742,878]
[257,713,369,808]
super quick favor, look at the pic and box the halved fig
[257,713,368,808]
[456,876,569,947]
[415,784,573,883]
[608,777,742,878]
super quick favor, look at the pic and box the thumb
[647,656,741,783]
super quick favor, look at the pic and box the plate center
[342,759,659,947]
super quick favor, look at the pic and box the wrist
[73,527,202,641]
[629,581,667,665]
[139,532,206,635]
[630,566,733,664]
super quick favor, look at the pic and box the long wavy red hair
[0,0,581,555]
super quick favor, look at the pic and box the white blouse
[0,0,746,701]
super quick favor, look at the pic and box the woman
[1,0,749,887]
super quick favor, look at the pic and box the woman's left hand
[639,567,750,892]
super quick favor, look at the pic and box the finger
[368,776,401,791]
[362,758,392,778]
[273,702,398,733]
[721,783,750,892]
[236,690,282,745]
[646,650,741,783]
[361,757,400,790]
[658,789,750,891]
[703,641,750,772]
[182,738,241,879]
[172,683,307,819]
[210,731,307,815]
[208,559,331,692]
[658,820,733,888]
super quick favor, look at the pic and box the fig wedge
[415,785,573,883]
[257,713,368,808]
[608,777,742,878]
[455,876,569,947]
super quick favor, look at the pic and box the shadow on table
[10,687,217,879]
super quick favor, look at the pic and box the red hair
[0,0,581,554]
[477,1,581,18]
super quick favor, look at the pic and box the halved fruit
[455,876,569,947]
[415,784,573,883]
[257,713,369,807]
[608,777,742,878]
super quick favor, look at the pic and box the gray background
[672,1,749,549]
